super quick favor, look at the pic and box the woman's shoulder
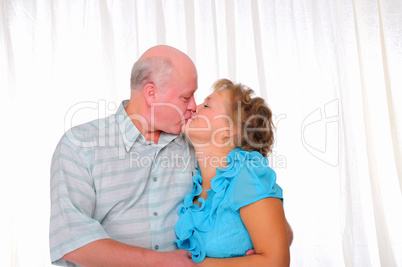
[224,148,282,210]
[227,147,275,176]
[211,148,277,186]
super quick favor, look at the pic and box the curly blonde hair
[213,79,275,157]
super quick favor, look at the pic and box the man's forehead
[180,88,197,96]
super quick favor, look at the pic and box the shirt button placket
[150,149,162,253]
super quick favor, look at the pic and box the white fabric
[1,0,401,266]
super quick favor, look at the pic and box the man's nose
[188,95,197,113]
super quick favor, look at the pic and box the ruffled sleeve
[228,150,283,211]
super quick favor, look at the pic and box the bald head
[130,45,197,92]
[139,45,190,61]
[127,45,198,135]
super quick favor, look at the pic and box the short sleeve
[228,163,283,211]
[49,133,110,265]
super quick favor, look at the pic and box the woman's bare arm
[198,198,290,267]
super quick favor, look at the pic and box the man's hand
[62,239,196,267]
[245,249,255,256]
[158,249,196,267]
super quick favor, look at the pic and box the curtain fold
[1,1,401,266]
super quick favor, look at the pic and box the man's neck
[142,130,162,144]
[125,100,162,144]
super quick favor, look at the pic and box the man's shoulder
[59,115,116,149]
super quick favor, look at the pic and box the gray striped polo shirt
[50,100,196,266]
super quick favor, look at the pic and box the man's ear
[144,83,157,105]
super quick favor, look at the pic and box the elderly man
[50,45,198,266]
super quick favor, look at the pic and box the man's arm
[62,239,195,267]
[50,136,195,267]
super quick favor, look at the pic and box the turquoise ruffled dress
[175,148,283,263]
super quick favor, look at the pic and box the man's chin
[180,123,190,136]
[170,128,181,135]
[179,118,189,132]
[168,124,185,135]
[165,119,192,135]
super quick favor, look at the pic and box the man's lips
[182,115,195,125]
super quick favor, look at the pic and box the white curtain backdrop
[1,0,401,266]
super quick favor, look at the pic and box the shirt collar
[116,100,184,152]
